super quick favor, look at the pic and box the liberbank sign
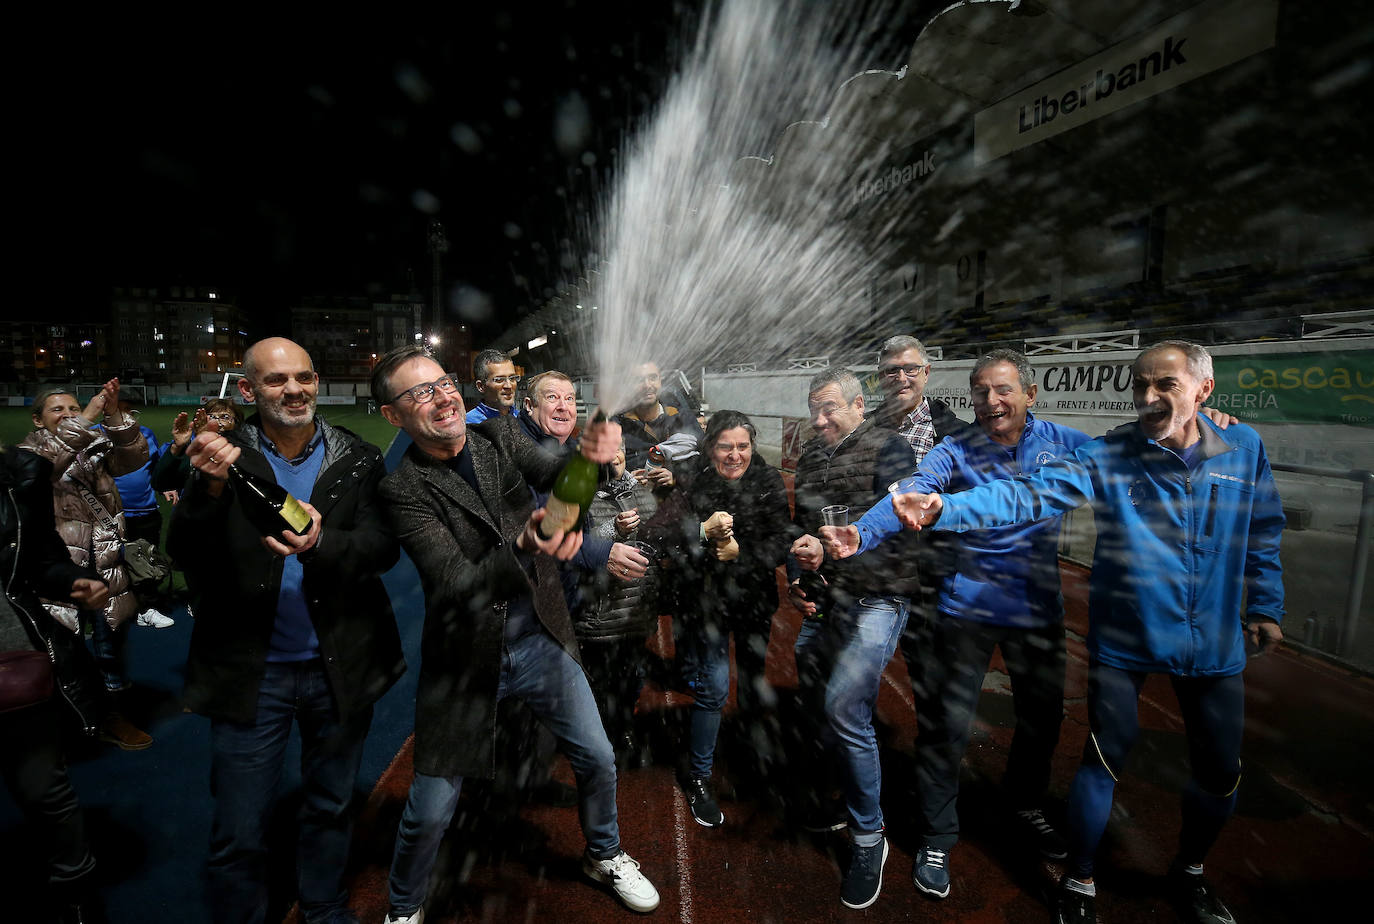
[973,0,1278,165]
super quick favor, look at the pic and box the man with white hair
[826,340,1284,924]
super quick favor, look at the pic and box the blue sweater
[856,413,1089,629]
[112,425,161,518]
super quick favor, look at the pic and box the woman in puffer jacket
[575,441,662,766]
[20,378,152,750]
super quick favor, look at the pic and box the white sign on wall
[973,0,1279,165]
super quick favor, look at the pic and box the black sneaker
[1017,808,1069,860]
[1169,864,1237,924]
[912,843,951,899]
[840,837,889,910]
[800,794,850,833]
[685,777,724,827]
[1056,881,1095,923]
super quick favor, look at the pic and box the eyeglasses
[484,375,521,386]
[390,374,459,405]
[205,413,235,423]
[878,362,929,380]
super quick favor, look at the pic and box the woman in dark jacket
[671,410,792,827]
[0,445,110,919]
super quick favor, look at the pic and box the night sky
[36,4,694,342]
[29,3,940,344]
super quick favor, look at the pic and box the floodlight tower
[426,219,449,339]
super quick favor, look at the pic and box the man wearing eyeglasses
[369,346,660,921]
[466,348,522,425]
[168,336,404,924]
[869,335,966,465]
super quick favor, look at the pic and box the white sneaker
[136,609,175,628]
[384,909,424,924]
[583,850,661,912]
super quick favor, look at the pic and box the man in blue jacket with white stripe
[826,341,1284,924]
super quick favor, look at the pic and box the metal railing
[1271,463,1374,660]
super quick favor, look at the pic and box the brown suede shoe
[98,712,152,750]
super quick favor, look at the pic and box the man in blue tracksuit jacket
[847,350,1090,898]
[830,341,1284,924]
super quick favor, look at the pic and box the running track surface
[291,562,1374,923]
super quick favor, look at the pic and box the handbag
[0,649,55,714]
[122,538,172,585]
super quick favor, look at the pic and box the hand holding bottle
[262,499,322,558]
[579,414,622,464]
[187,425,241,496]
[521,508,585,560]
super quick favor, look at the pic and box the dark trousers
[912,616,1066,849]
[123,509,172,613]
[0,700,96,889]
[1067,665,1244,879]
[579,635,650,744]
[207,660,372,924]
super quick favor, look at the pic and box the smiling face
[709,426,754,481]
[381,356,468,458]
[971,361,1036,446]
[33,393,81,434]
[808,383,865,447]
[240,338,318,432]
[1132,347,1214,449]
[631,363,661,413]
[476,359,518,412]
[877,347,930,417]
[528,376,577,444]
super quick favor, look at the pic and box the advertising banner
[973,0,1278,165]
[1211,351,1374,426]
[922,349,1374,428]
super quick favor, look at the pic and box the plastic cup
[627,540,658,570]
[613,487,638,512]
[821,505,849,527]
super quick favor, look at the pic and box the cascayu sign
[1211,352,1374,426]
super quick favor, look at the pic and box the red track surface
[308,562,1374,922]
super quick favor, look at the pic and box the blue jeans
[208,659,372,924]
[387,631,619,915]
[89,610,129,692]
[677,615,772,780]
[794,594,908,839]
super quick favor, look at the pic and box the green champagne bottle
[228,463,311,537]
[537,410,605,538]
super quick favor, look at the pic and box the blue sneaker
[913,843,950,898]
[840,837,889,909]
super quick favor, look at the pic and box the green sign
[1209,351,1374,427]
